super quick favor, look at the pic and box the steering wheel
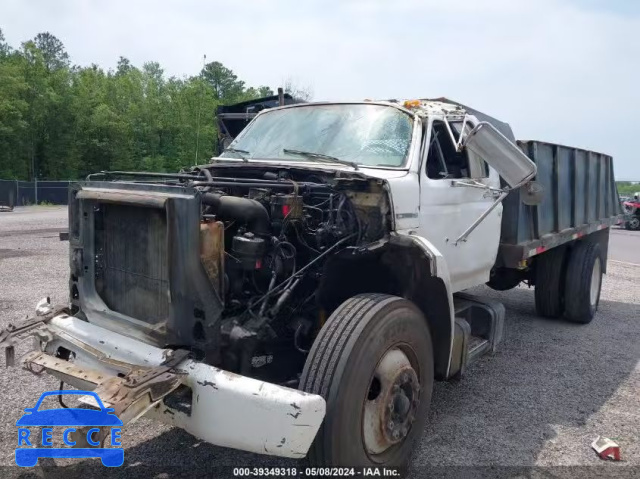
[361,142,402,155]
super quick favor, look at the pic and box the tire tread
[300,293,398,465]
[534,247,567,318]
[564,241,601,323]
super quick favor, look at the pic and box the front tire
[300,294,433,468]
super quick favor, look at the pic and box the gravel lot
[0,207,638,477]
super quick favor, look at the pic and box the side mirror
[463,122,537,188]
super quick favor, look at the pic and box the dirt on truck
[0,99,624,468]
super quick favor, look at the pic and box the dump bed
[498,141,624,268]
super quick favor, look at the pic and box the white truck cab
[0,98,621,469]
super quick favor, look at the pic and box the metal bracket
[24,348,191,447]
[0,305,69,367]
[442,114,471,152]
[454,190,509,245]
[92,349,191,425]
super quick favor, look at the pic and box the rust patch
[221,370,240,381]
[200,221,225,298]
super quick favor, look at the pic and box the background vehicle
[216,89,302,154]
[0,99,623,468]
[622,194,640,230]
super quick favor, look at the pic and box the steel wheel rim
[362,347,420,458]
[630,217,640,229]
[590,256,601,307]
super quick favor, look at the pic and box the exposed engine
[114,165,392,384]
[73,165,390,385]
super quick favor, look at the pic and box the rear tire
[564,242,602,324]
[626,215,640,230]
[534,247,567,318]
[300,293,433,468]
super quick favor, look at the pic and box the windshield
[220,104,414,168]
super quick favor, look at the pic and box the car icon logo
[16,390,124,467]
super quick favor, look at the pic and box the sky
[1,0,638,179]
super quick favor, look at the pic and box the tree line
[617,182,639,197]
[0,29,279,180]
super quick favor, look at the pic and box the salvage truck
[0,99,623,468]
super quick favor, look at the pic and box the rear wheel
[564,242,602,323]
[534,247,567,318]
[626,215,640,230]
[300,294,433,468]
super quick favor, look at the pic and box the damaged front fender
[3,313,326,458]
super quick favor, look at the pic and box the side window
[425,121,470,179]
[425,121,489,179]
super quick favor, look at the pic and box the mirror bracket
[442,115,470,152]
[454,190,510,245]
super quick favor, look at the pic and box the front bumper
[2,312,325,458]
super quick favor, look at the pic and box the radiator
[95,204,169,325]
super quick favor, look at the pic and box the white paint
[392,231,456,376]
[43,315,326,458]
[384,107,503,293]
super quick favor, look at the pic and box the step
[449,293,505,378]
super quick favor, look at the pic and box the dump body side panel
[498,141,623,268]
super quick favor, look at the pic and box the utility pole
[32,149,37,205]
[195,54,206,166]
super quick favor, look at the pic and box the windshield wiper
[283,148,359,170]
[222,147,250,161]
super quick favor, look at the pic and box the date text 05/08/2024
[233,467,401,477]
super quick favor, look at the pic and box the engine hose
[269,278,302,318]
[201,192,270,235]
[294,323,310,354]
[259,270,278,316]
[246,232,357,318]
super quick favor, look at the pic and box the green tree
[33,32,69,71]
[0,46,29,178]
[0,27,276,180]
[0,28,11,57]
[202,61,246,101]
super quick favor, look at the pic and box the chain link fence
[0,179,71,210]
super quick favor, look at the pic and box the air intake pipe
[201,192,270,235]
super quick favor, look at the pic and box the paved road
[0,207,638,477]
[609,227,640,264]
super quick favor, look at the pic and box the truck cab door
[418,119,502,292]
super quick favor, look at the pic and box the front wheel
[300,294,433,468]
